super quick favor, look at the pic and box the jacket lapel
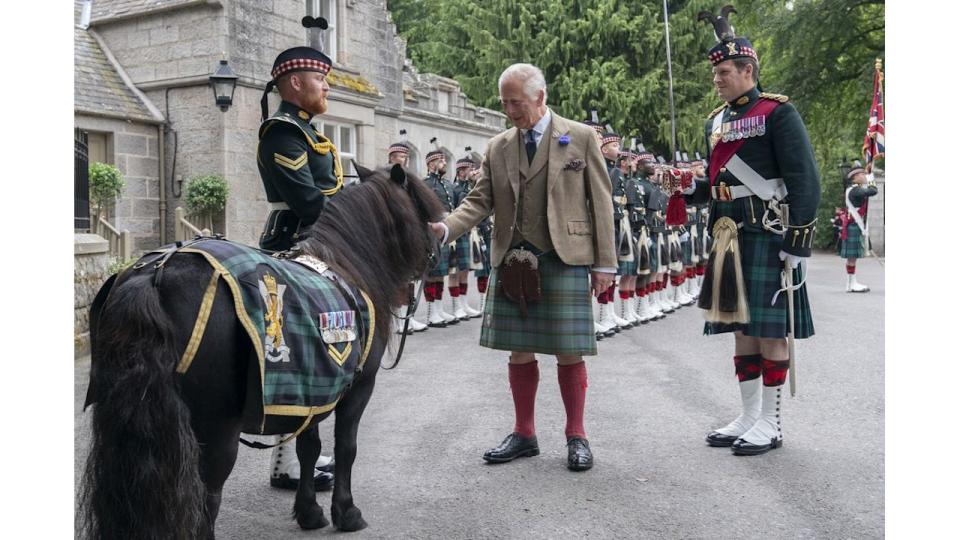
[502,127,521,199]
[547,114,570,193]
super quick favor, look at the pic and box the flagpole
[663,0,677,159]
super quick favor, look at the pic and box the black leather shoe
[482,433,540,463]
[316,457,335,474]
[566,437,593,471]
[705,431,739,447]
[270,470,334,491]
[731,437,782,456]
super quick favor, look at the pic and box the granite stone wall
[76,114,162,252]
[74,234,112,358]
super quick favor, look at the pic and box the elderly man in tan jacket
[430,63,615,471]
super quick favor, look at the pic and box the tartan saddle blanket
[171,239,375,427]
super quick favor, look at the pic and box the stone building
[73,0,507,356]
[75,0,506,249]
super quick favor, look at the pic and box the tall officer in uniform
[430,63,616,471]
[422,146,460,327]
[689,7,820,455]
[256,45,341,490]
[838,161,877,292]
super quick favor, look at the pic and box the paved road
[75,252,884,539]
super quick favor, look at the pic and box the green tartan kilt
[681,238,693,266]
[838,224,865,258]
[705,228,815,339]
[455,234,471,270]
[480,251,596,356]
[429,243,451,277]
[648,232,661,271]
[474,228,492,278]
[618,254,638,276]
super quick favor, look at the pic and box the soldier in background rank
[386,134,429,334]
[648,158,676,315]
[688,7,820,456]
[422,145,460,327]
[449,152,484,320]
[257,47,344,253]
[599,131,631,333]
[256,45,339,491]
[617,148,644,325]
[839,161,878,292]
[631,147,661,322]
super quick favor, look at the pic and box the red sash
[708,98,782,185]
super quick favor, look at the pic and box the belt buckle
[717,183,733,201]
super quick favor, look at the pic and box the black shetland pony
[79,165,444,539]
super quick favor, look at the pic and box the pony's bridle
[380,216,443,371]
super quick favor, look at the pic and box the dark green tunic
[257,101,343,251]
[424,171,457,276]
[688,87,820,339]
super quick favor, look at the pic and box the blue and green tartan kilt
[838,224,866,259]
[429,243,451,277]
[474,229,492,278]
[455,235,471,271]
[705,229,815,339]
[480,251,596,356]
[618,254,638,276]
[681,238,693,266]
[648,232,660,272]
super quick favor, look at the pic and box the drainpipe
[158,125,166,245]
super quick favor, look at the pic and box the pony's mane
[300,168,445,340]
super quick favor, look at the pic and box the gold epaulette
[759,92,789,103]
[708,103,727,119]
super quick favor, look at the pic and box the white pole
[663,0,677,159]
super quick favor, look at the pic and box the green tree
[88,162,124,219]
[388,0,885,247]
[184,175,229,230]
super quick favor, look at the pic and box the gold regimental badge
[259,274,291,363]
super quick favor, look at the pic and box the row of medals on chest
[711,114,767,146]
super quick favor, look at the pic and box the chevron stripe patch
[274,151,308,171]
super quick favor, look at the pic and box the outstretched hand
[428,222,446,241]
[591,271,615,296]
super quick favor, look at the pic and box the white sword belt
[269,202,290,211]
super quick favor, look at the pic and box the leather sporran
[698,217,749,324]
[499,248,541,318]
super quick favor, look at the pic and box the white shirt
[521,109,553,149]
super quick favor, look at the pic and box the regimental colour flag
[862,59,885,167]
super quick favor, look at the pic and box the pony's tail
[79,277,205,540]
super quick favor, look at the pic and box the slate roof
[74,26,160,122]
[90,0,204,24]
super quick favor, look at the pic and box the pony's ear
[353,160,375,182]
[390,163,407,185]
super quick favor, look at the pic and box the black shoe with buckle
[705,431,740,447]
[731,437,782,456]
[482,433,540,463]
[566,437,593,471]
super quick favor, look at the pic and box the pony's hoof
[295,504,330,530]
[332,505,367,532]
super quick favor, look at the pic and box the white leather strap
[725,154,788,201]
